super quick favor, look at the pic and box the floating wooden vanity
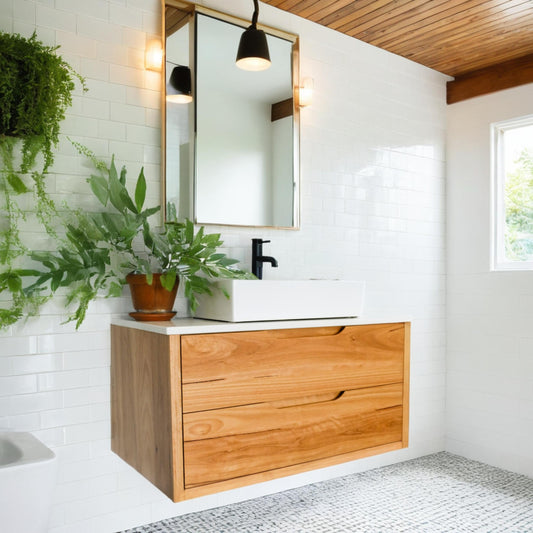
[111,318,410,502]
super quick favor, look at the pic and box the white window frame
[491,114,533,271]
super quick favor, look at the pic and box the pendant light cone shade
[236,0,271,71]
[167,65,192,104]
[236,27,271,71]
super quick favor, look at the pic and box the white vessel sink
[194,279,365,322]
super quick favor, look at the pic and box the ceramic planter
[126,273,179,321]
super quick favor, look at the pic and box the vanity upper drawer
[181,323,406,413]
[183,382,403,488]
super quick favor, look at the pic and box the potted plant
[19,148,253,327]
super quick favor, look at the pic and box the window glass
[492,117,533,270]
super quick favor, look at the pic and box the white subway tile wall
[447,84,533,478]
[1,0,447,531]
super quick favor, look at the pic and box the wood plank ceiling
[262,0,533,103]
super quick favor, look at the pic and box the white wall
[271,115,293,226]
[0,0,448,531]
[446,83,533,477]
[196,91,273,226]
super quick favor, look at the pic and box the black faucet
[251,239,278,279]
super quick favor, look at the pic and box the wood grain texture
[182,441,404,500]
[447,53,533,104]
[165,5,191,37]
[181,323,405,412]
[184,383,403,487]
[271,98,294,121]
[262,0,533,80]
[402,321,411,446]
[111,326,184,501]
[111,322,411,501]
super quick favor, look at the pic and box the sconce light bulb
[299,77,314,107]
[145,41,163,71]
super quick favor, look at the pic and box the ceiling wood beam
[271,98,294,122]
[447,54,533,104]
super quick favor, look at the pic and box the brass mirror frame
[161,0,301,229]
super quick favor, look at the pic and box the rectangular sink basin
[194,280,365,322]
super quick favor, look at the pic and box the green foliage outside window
[504,148,533,261]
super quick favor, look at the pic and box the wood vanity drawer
[183,382,403,488]
[181,323,405,413]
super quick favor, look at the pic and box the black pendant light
[166,65,192,104]
[236,0,271,71]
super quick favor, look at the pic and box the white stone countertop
[111,315,411,335]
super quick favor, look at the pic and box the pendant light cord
[251,0,259,28]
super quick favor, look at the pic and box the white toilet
[0,432,58,533]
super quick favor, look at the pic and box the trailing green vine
[0,31,86,327]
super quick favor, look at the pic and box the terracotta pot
[126,273,179,321]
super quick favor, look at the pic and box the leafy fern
[0,31,86,326]
[3,150,252,329]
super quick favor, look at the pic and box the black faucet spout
[258,255,278,267]
[251,239,278,279]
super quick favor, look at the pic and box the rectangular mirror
[163,2,300,229]
[164,2,194,220]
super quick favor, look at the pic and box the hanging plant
[0,31,85,168]
[0,31,86,326]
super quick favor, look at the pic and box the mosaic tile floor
[122,452,533,532]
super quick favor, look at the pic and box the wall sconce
[298,77,314,107]
[166,65,192,104]
[236,0,271,71]
[145,40,163,71]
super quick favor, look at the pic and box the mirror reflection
[164,4,299,228]
[165,5,193,220]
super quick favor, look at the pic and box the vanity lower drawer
[181,323,405,413]
[183,382,403,488]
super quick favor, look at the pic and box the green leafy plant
[0,31,85,169]
[144,203,249,306]
[0,31,86,325]
[0,268,48,328]
[4,149,252,329]
[504,148,533,260]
